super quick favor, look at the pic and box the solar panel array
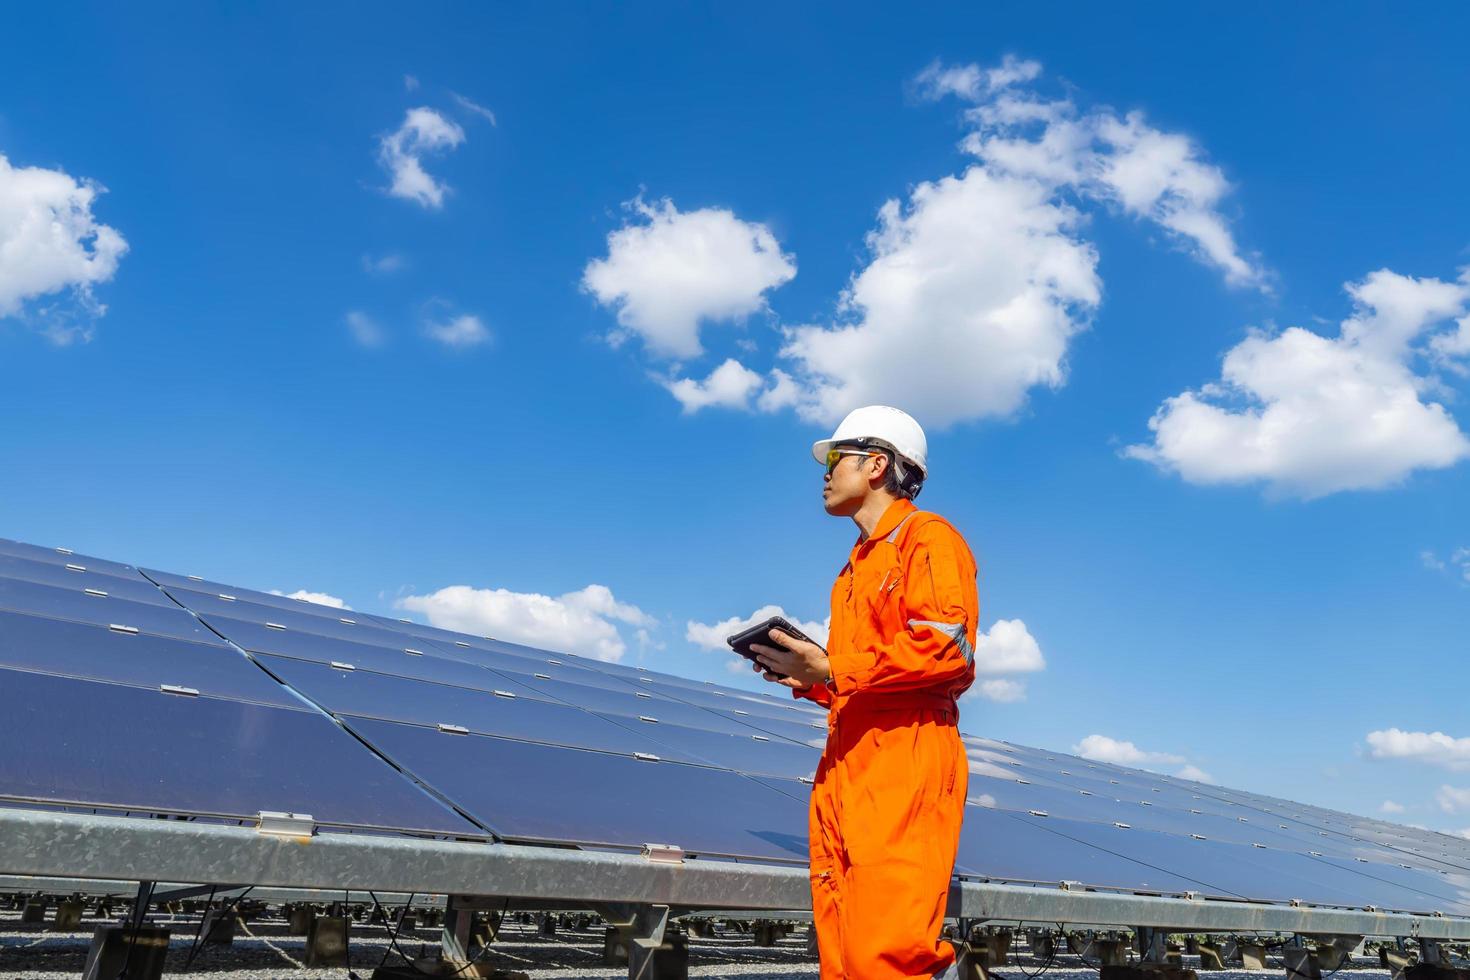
[2,535,1470,917]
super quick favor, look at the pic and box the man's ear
[868,452,889,487]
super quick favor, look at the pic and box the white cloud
[955,66,1264,288]
[424,312,490,349]
[973,618,1046,675]
[778,166,1101,426]
[582,197,796,360]
[1381,799,1407,814]
[270,589,350,610]
[399,583,655,663]
[915,55,1041,102]
[1422,550,1448,572]
[665,358,766,413]
[1128,269,1470,498]
[451,93,497,125]
[0,152,128,339]
[1176,764,1214,783]
[1437,786,1470,813]
[403,74,419,92]
[1074,734,1186,767]
[1366,728,1470,771]
[345,311,386,348]
[378,107,465,209]
[686,605,829,651]
[974,678,1026,703]
[362,252,405,275]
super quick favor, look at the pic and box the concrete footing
[52,898,84,931]
[753,921,781,946]
[288,905,315,935]
[602,926,689,978]
[82,924,171,980]
[20,899,46,924]
[1239,944,1269,971]
[202,908,237,945]
[1283,947,1320,980]
[306,915,350,967]
[1197,943,1226,970]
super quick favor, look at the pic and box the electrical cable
[182,886,254,970]
[112,881,156,980]
[181,887,216,969]
[364,890,505,978]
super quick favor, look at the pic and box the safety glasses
[824,448,882,476]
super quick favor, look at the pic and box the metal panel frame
[3,808,1470,940]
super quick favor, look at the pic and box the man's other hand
[749,628,830,690]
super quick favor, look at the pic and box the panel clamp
[641,843,685,864]
[258,811,316,837]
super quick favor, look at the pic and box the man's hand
[749,628,831,690]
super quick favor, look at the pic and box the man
[751,404,978,980]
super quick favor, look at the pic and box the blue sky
[2,4,1469,833]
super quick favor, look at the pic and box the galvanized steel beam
[4,808,1470,941]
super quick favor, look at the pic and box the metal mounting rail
[3,807,1470,940]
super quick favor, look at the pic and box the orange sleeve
[834,520,978,695]
[792,681,834,708]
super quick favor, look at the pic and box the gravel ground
[0,909,1405,980]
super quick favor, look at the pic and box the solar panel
[0,609,300,708]
[0,666,479,837]
[0,575,221,644]
[345,717,812,862]
[4,534,1469,928]
[0,538,137,578]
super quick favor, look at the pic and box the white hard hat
[811,405,929,478]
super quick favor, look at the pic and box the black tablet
[726,615,814,679]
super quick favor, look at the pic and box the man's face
[822,447,882,517]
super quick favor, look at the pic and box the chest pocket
[853,542,905,639]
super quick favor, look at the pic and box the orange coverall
[796,498,978,980]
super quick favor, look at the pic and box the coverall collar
[858,497,917,546]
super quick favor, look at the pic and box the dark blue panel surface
[0,667,480,837]
[0,577,223,645]
[0,539,138,578]
[955,807,1211,893]
[0,556,171,605]
[166,589,409,649]
[590,713,822,781]
[214,617,554,693]
[346,717,810,862]
[0,609,298,707]
[144,568,357,621]
[255,655,716,764]
[1013,813,1466,913]
[503,673,759,735]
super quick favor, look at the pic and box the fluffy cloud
[616,58,1258,425]
[1424,547,1470,583]
[345,311,386,348]
[1381,799,1407,814]
[1437,785,1470,813]
[582,197,796,360]
[1129,270,1470,497]
[270,589,350,610]
[362,253,405,275]
[962,618,1047,703]
[686,605,830,652]
[1366,728,1470,771]
[0,152,128,341]
[1073,734,1211,781]
[778,166,1101,425]
[424,312,490,349]
[450,93,497,125]
[974,678,1026,703]
[1074,734,1186,767]
[379,107,465,209]
[400,583,655,663]
[973,618,1046,674]
[1176,764,1215,783]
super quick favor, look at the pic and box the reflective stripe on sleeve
[907,619,974,666]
